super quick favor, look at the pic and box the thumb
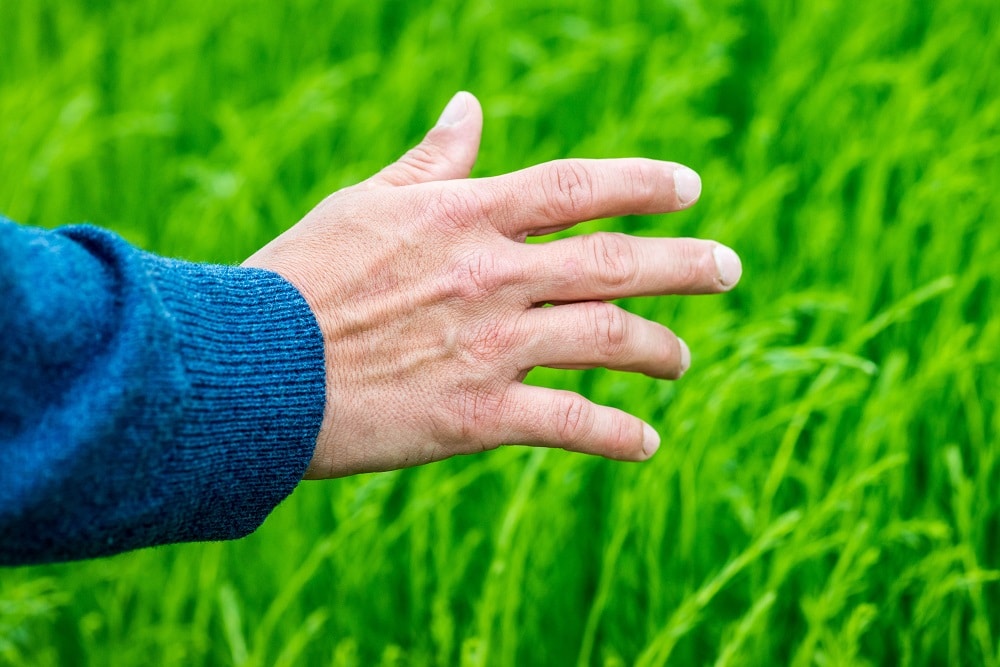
[364,91,483,188]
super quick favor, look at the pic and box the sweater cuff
[0,222,327,564]
[143,254,327,544]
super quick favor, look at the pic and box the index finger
[472,158,702,238]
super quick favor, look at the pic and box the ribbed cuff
[0,222,326,564]
[144,254,327,543]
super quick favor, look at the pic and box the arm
[1,91,742,564]
[0,220,325,565]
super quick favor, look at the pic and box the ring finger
[520,233,741,304]
[519,301,690,379]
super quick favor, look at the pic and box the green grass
[1,0,998,664]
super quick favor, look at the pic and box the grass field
[2,0,998,664]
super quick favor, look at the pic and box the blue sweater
[0,217,326,565]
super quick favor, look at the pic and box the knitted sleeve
[0,218,326,565]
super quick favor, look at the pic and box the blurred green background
[1,0,998,665]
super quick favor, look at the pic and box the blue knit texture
[0,219,326,565]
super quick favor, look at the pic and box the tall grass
[1,0,997,664]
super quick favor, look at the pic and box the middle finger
[520,232,742,304]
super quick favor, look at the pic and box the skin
[243,92,742,479]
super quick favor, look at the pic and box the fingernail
[642,423,661,458]
[678,338,691,376]
[673,166,701,206]
[436,92,468,128]
[713,244,743,288]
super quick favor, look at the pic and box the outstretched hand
[244,92,742,479]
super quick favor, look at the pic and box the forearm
[0,219,325,565]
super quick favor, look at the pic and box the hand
[244,92,742,479]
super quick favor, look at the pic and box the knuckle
[603,416,641,459]
[623,161,658,209]
[589,232,638,290]
[554,394,592,443]
[453,385,504,443]
[400,143,441,180]
[544,160,595,220]
[446,251,514,301]
[588,302,628,358]
[464,319,516,365]
[465,252,501,295]
[425,186,479,232]
[675,242,715,291]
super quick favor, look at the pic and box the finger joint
[588,302,628,359]
[589,232,638,291]
[445,251,519,302]
[544,160,595,221]
[454,385,505,443]
[553,394,592,444]
[425,187,480,233]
